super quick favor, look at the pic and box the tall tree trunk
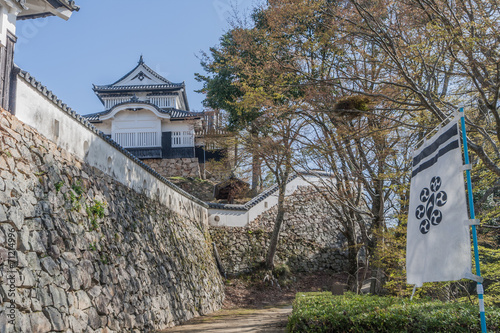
[370,178,385,294]
[346,238,359,291]
[265,179,288,269]
[233,140,238,171]
[251,153,261,196]
[250,127,261,196]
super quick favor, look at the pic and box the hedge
[287,292,500,332]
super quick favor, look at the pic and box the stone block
[40,256,58,276]
[86,307,101,330]
[68,266,81,291]
[43,306,68,331]
[0,156,9,171]
[11,311,30,333]
[88,285,101,301]
[50,285,68,313]
[30,231,47,254]
[16,288,32,311]
[94,294,109,315]
[7,206,23,231]
[30,312,51,333]
[68,313,87,333]
[41,216,54,230]
[76,290,92,310]
[31,296,42,312]
[20,268,35,288]
[0,205,6,222]
[37,287,52,308]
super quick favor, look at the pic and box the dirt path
[159,305,292,333]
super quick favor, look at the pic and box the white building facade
[84,57,206,177]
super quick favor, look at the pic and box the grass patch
[287,292,500,332]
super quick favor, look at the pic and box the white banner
[406,118,471,287]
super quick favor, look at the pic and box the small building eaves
[166,108,199,119]
[82,101,201,123]
[50,0,79,11]
[93,84,184,92]
[16,0,79,20]
[81,111,107,122]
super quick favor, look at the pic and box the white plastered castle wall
[208,174,329,227]
[92,109,195,135]
[0,1,18,46]
[14,76,208,224]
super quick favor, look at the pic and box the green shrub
[54,181,64,192]
[86,200,106,231]
[287,292,500,332]
[88,200,106,218]
[273,263,291,279]
[71,181,84,196]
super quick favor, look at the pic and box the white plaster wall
[111,110,161,140]
[114,109,157,122]
[208,209,248,227]
[161,121,192,132]
[93,121,111,135]
[248,175,324,222]
[92,118,193,137]
[14,78,208,224]
[208,174,330,227]
[0,2,18,46]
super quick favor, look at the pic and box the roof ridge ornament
[139,55,144,64]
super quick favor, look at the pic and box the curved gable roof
[93,56,184,90]
[92,56,191,111]
[83,100,199,123]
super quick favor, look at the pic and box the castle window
[114,131,161,148]
[83,141,89,156]
[104,96,132,109]
[149,96,175,108]
[53,119,60,138]
[172,130,194,148]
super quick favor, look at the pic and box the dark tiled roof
[168,108,195,118]
[82,100,199,122]
[207,171,333,211]
[93,84,184,92]
[82,111,107,122]
[16,68,207,208]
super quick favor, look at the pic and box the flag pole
[459,107,487,333]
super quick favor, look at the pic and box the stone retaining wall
[0,110,224,332]
[142,158,200,178]
[209,187,348,275]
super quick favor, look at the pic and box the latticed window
[114,132,161,148]
[172,130,194,147]
[104,97,132,109]
[149,96,175,108]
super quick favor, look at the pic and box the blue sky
[14,0,258,114]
